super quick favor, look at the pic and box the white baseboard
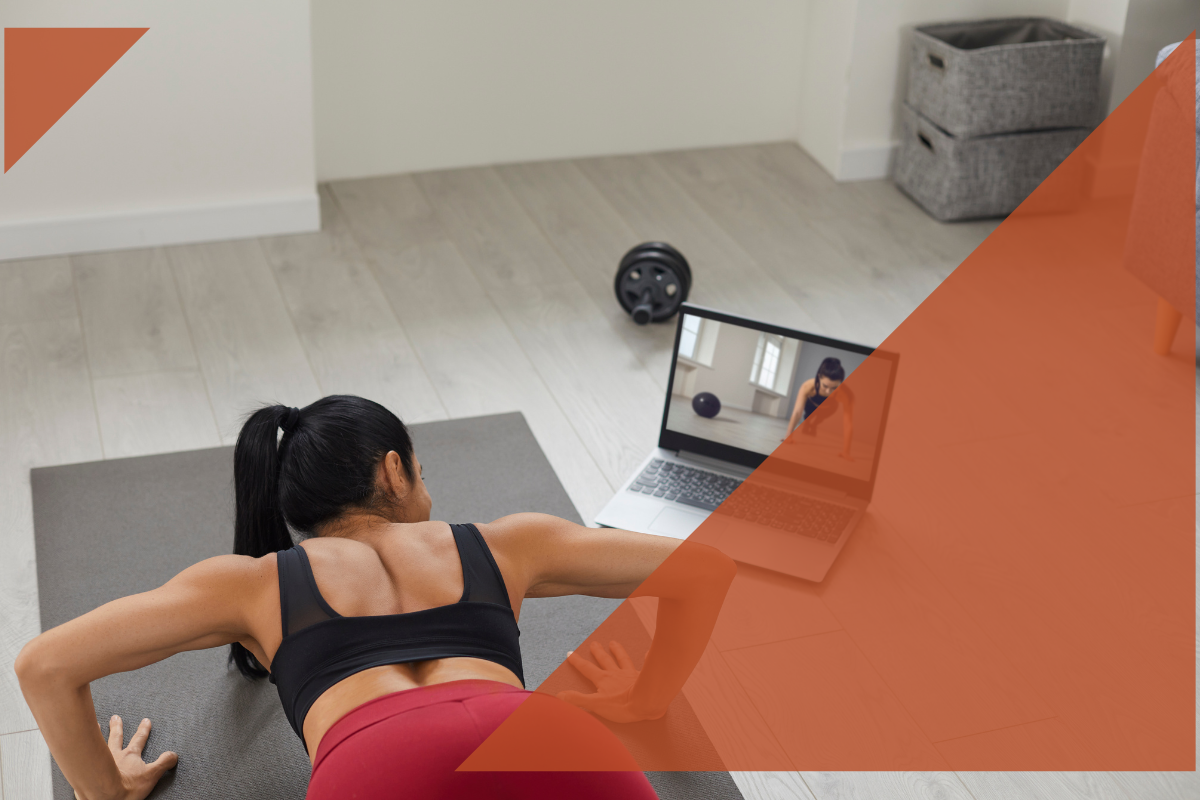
[0,193,321,261]
[836,142,898,182]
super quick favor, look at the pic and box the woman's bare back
[239,520,527,764]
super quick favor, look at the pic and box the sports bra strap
[278,546,341,639]
[452,523,513,609]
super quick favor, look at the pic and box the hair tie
[280,406,300,434]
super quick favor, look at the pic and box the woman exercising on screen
[16,395,736,800]
[782,357,855,461]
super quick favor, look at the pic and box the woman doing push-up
[782,357,856,461]
[16,395,736,800]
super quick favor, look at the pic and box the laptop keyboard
[629,459,856,543]
[629,459,741,510]
[715,484,857,543]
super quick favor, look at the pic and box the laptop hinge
[674,450,755,478]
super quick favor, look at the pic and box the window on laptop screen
[665,312,891,482]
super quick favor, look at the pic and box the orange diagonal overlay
[463,37,1196,772]
[4,27,148,172]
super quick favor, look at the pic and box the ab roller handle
[614,242,692,324]
[631,286,657,325]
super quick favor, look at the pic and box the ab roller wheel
[614,242,691,324]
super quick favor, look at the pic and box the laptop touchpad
[648,507,707,539]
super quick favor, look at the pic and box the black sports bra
[267,523,524,749]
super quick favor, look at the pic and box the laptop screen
[661,306,897,492]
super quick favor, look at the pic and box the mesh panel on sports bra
[278,547,341,638]
[278,523,511,638]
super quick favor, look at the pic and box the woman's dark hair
[227,395,416,679]
[815,357,845,384]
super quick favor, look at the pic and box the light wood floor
[0,142,1194,800]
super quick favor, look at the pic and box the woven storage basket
[907,17,1104,137]
[893,103,1090,221]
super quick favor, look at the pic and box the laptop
[594,302,899,582]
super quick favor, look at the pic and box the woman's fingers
[555,690,599,711]
[609,641,636,671]
[127,718,152,754]
[107,715,123,751]
[566,650,605,684]
[152,750,179,773]
[589,640,617,671]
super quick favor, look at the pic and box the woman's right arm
[14,555,269,799]
[784,379,813,438]
[479,513,737,719]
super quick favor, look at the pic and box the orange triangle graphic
[4,27,148,172]
[464,35,1196,772]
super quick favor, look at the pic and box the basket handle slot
[917,132,934,152]
[928,53,944,69]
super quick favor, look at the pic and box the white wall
[314,0,1139,184]
[0,0,1153,252]
[1108,0,1199,111]
[690,322,763,412]
[312,0,810,181]
[1066,0,1133,113]
[795,0,858,179]
[0,1,318,261]
[802,0,1140,181]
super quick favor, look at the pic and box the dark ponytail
[227,405,295,679]
[227,395,417,679]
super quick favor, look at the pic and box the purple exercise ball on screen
[692,392,721,418]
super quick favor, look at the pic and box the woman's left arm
[14,554,269,800]
[482,514,736,721]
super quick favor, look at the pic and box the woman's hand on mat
[556,641,666,723]
[78,715,177,800]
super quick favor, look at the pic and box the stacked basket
[893,18,1106,221]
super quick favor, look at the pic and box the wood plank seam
[863,511,1082,752]
[930,715,1061,744]
[318,185,452,422]
[160,249,223,436]
[67,262,107,461]
[254,237,329,398]
[409,171,619,506]
[787,587,952,760]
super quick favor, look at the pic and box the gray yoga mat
[32,411,743,800]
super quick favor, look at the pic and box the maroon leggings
[307,679,659,799]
